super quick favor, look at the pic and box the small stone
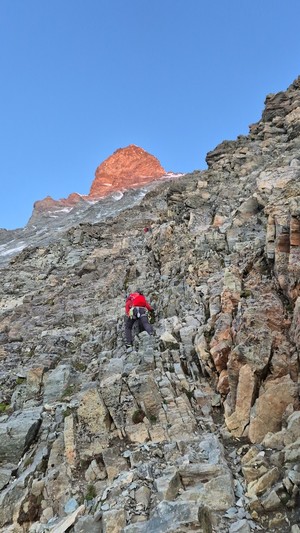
[268,512,289,529]
[229,519,251,532]
[234,480,244,499]
[42,507,54,522]
[101,508,126,531]
[211,394,221,406]
[288,470,300,485]
[262,487,283,510]
[64,498,79,514]
[101,503,110,511]
[290,158,300,167]
[101,488,110,500]
[291,525,300,533]
[224,507,238,518]
[135,485,151,509]
[237,508,246,519]
[123,450,131,458]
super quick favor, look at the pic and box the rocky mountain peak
[28,145,167,223]
[0,144,174,265]
[89,144,166,197]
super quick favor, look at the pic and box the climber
[124,289,155,348]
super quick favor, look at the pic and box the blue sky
[1,1,300,229]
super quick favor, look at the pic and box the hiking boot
[126,344,133,353]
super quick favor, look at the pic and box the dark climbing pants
[124,308,154,345]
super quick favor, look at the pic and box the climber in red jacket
[124,290,154,348]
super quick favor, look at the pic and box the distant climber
[124,290,155,348]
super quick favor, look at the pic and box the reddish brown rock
[217,370,229,395]
[225,364,257,437]
[248,375,298,443]
[290,216,300,246]
[33,193,85,213]
[89,144,166,197]
[32,145,167,215]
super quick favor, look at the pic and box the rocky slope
[0,78,300,532]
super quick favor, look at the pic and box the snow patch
[112,191,123,200]
[52,207,73,213]
[0,241,14,251]
[163,172,185,179]
[0,243,26,256]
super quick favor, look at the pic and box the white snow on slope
[0,243,26,256]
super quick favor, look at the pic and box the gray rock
[224,507,238,518]
[64,497,79,514]
[123,500,200,532]
[229,519,251,532]
[154,467,182,501]
[43,364,72,404]
[0,467,12,490]
[74,515,102,532]
[0,407,42,463]
[291,525,300,533]
[135,485,151,509]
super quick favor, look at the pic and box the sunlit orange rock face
[89,144,166,197]
[33,193,83,212]
[33,145,166,213]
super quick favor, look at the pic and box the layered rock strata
[0,78,300,531]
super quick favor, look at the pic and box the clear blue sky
[1,1,300,229]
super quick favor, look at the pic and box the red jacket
[125,292,153,316]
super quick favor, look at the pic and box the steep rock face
[89,144,166,197]
[0,78,300,532]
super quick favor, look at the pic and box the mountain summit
[89,144,166,197]
[33,144,167,215]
